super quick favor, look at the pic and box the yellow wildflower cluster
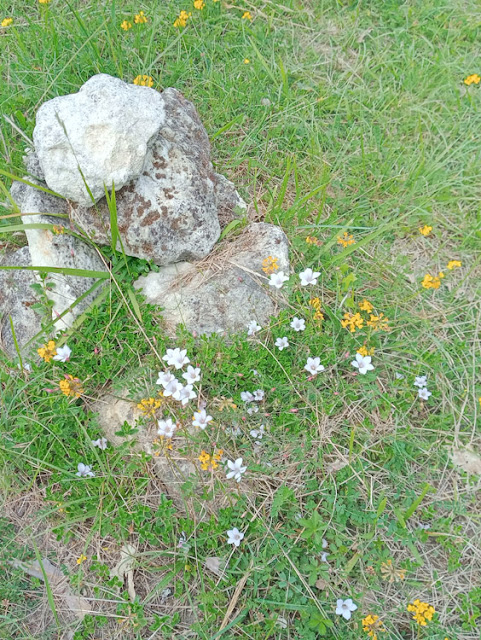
[464,74,480,86]
[198,449,223,471]
[1,18,13,27]
[52,225,65,234]
[134,11,148,24]
[76,554,87,565]
[38,340,57,362]
[174,10,192,27]
[358,345,375,357]
[133,75,154,87]
[422,272,444,289]
[337,231,355,248]
[407,600,435,626]
[447,260,462,269]
[306,235,321,246]
[341,312,364,333]
[193,0,205,9]
[121,20,132,31]
[419,225,432,236]
[367,313,390,332]
[59,375,84,398]
[137,397,162,417]
[262,255,279,274]
[362,615,385,640]
[242,11,253,20]
[359,299,373,313]
[309,297,324,322]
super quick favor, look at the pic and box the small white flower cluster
[268,267,321,290]
[156,348,199,407]
[76,435,108,478]
[414,375,432,400]
[250,423,265,444]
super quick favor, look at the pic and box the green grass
[1,0,481,638]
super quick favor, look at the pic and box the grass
[1,0,481,638]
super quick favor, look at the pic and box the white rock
[33,74,165,205]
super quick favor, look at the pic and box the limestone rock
[10,182,109,331]
[0,246,43,358]
[23,148,45,181]
[33,74,165,205]
[69,88,238,265]
[133,222,289,335]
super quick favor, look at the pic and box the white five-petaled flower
[247,320,261,336]
[253,389,264,401]
[192,408,213,430]
[418,387,432,400]
[226,527,245,547]
[268,271,289,289]
[91,437,108,450]
[173,384,197,406]
[290,317,306,332]
[76,462,95,478]
[157,418,176,438]
[335,598,357,621]
[304,357,325,375]
[247,406,259,415]
[226,458,247,482]
[414,375,428,388]
[156,371,176,387]
[351,353,374,375]
[162,347,190,369]
[250,424,265,441]
[162,378,183,397]
[182,365,201,384]
[299,267,321,286]
[241,391,254,403]
[275,337,289,351]
[53,345,72,362]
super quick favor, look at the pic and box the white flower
[395,372,405,380]
[226,527,244,547]
[192,409,213,430]
[173,384,197,406]
[247,320,261,336]
[268,271,289,289]
[304,357,325,375]
[414,375,428,388]
[290,317,306,332]
[299,267,320,286]
[250,424,265,440]
[418,387,432,400]
[335,598,357,621]
[226,458,247,482]
[226,426,242,437]
[162,378,183,397]
[351,353,374,375]
[156,371,176,387]
[253,389,264,401]
[162,347,190,369]
[241,391,254,403]
[322,538,328,549]
[53,345,72,362]
[247,406,259,415]
[91,438,108,450]
[275,337,289,351]
[76,463,95,478]
[321,552,329,563]
[182,365,201,384]
[177,531,190,551]
[157,418,176,438]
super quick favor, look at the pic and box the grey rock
[11,182,109,331]
[23,148,45,181]
[33,74,165,205]
[133,222,289,335]
[214,173,247,228]
[69,88,239,265]
[0,246,43,358]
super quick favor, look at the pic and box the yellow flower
[421,273,443,289]
[52,224,65,234]
[309,297,321,310]
[59,375,84,398]
[419,224,432,236]
[337,231,355,248]
[38,0,52,3]
[133,75,154,87]
[193,0,206,9]
[306,235,321,246]
[134,10,148,24]
[447,260,462,270]
[464,74,481,86]
[137,397,162,417]
[199,449,223,471]
[242,11,252,20]
[1,18,13,27]
[407,600,435,626]
[341,312,364,333]
[121,20,132,30]
[359,299,373,313]
[76,554,87,565]
[362,614,385,640]
[358,345,375,357]
[262,255,279,274]
[244,58,250,64]
[366,313,390,332]
[174,10,192,27]
[38,340,57,362]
